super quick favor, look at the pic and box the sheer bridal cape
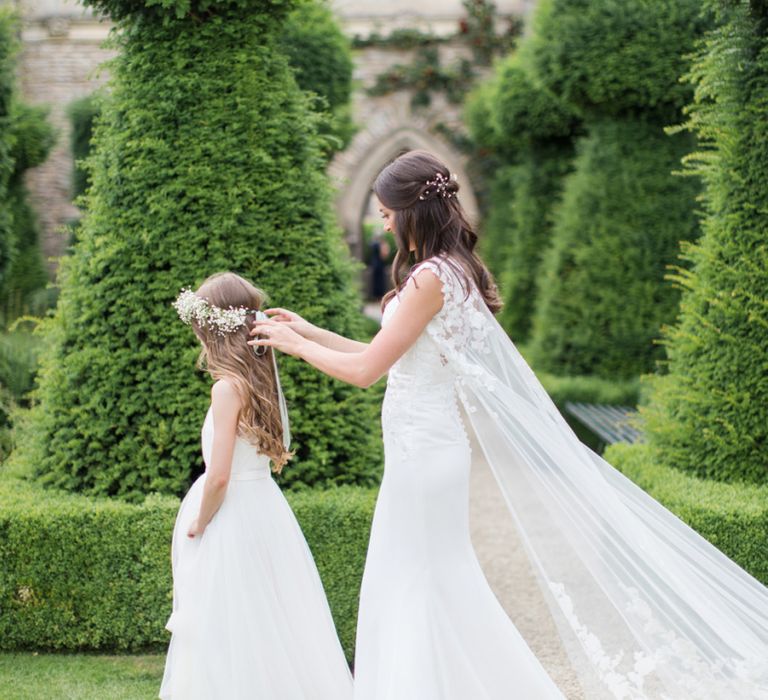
[418,257,768,699]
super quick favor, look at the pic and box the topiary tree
[525,0,710,377]
[280,0,355,154]
[15,0,381,501]
[640,0,768,485]
[528,118,699,378]
[466,45,579,341]
[528,0,710,123]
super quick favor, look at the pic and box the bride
[250,149,768,699]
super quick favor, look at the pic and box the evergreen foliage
[526,0,709,377]
[0,476,375,660]
[1,103,56,322]
[494,147,573,340]
[528,0,712,120]
[280,0,355,154]
[281,0,352,113]
[68,94,100,201]
[529,118,699,379]
[607,443,768,583]
[466,49,579,340]
[0,11,55,323]
[640,1,768,485]
[15,4,381,500]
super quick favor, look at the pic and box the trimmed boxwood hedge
[606,443,768,585]
[537,371,640,409]
[523,0,711,380]
[465,49,579,341]
[0,476,375,662]
[528,0,712,121]
[528,118,700,379]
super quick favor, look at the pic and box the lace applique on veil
[403,254,768,699]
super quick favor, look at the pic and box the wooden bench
[563,402,642,446]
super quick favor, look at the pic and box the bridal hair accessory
[173,288,257,337]
[172,288,290,450]
[419,172,456,200]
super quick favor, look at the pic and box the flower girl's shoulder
[211,378,242,410]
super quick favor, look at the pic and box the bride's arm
[187,380,239,538]
[250,270,443,388]
[265,307,368,353]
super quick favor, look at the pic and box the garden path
[468,434,586,699]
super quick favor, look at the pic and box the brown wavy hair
[373,149,502,313]
[191,272,291,473]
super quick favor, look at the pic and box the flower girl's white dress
[159,407,353,700]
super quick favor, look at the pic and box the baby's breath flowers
[173,288,250,336]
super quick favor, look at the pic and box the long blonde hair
[192,272,291,473]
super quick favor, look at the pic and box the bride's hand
[249,319,306,357]
[263,307,316,339]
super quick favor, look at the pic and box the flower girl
[159,272,352,700]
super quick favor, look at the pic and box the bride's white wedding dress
[354,254,768,700]
[160,407,352,700]
[354,259,565,700]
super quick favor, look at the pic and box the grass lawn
[0,653,165,700]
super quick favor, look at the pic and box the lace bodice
[381,255,494,386]
[201,407,271,481]
[380,255,496,459]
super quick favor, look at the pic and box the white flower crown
[173,288,264,336]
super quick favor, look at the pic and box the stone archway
[329,120,480,261]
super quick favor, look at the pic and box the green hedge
[281,0,355,155]
[494,148,574,341]
[528,118,699,379]
[641,1,768,485]
[282,0,352,113]
[0,476,375,662]
[537,370,640,408]
[1,103,55,323]
[14,4,381,500]
[528,0,711,120]
[606,443,768,585]
[465,48,579,340]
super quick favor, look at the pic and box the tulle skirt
[159,472,353,700]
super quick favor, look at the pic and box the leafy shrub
[494,148,574,340]
[0,475,375,662]
[0,103,55,324]
[528,0,711,120]
[537,371,640,409]
[528,118,699,379]
[280,0,354,154]
[606,443,768,584]
[0,11,55,325]
[466,49,579,339]
[640,1,768,485]
[13,4,381,500]
[67,94,100,201]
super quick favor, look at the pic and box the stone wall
[18,8,113,268]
